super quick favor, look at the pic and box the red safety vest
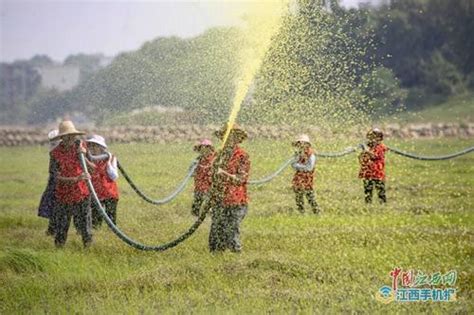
[91,159,119,200]
[222,146,250,206]
[194,152,216,193]
[51,142,90,204]
[292,148,315,190]
[359,143,387,180]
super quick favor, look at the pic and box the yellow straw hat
[51,120,85,140]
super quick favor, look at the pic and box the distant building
[37,65,80,91]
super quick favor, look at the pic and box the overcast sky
[0,0,373,63]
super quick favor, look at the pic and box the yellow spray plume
[220,0,289,147]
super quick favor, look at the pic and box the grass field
[388,93,474,123]
[0,139,473,313]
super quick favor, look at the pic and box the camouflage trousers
[294,188,320,214]
[55,198,92,248]
[363,179,386,203]
[91,198,118,228]
[209,205,248,252]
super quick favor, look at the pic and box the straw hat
[367,128,383,140]
[193,139,213,151]
[86,135,108,149]
[214,123,248,141]
[292,134,311,146]
[51,120,85,140]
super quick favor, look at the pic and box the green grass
[388,93,474,123]
[0,139,473,313]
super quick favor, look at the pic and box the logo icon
[375,286,395,304]
[376,268,458,303]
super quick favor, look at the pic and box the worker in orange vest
[291,134,321,214]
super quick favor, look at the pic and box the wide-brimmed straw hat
[86,135,108,149]
[292,134,311,146]
[193,139,213,151]
[51,120,85,140]
[214,123,248,141]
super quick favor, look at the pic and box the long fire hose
[79,151,209,251]
[78,142,473,251]
[117,144,474,204]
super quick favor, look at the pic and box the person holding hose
[291,134,321,214]
[209,124,250,253]
[38,129,61,236]
[86,135,120,228]
[50,120,93,248]
[358,128,388,204]
[191,139,216,217]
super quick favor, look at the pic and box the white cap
[48,129,59,140]
[294,134,311,144]
[86,135,107,148]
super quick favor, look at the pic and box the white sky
[0,0,372,62]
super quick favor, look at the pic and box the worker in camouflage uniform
[358,128,388,203]
[209,124,250,253]
[291,134,321,214]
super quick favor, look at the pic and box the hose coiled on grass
[78,143,474,251]
[117,160,197,205]
[79,151,208,251]
[115,144,474,206]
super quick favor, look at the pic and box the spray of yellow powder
[220,0,289,147]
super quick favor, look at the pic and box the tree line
[1,0,472,125]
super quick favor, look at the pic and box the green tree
[420,51,465,96]
[243,0,374,126]
[0,61,42,123]
[27,89,73,124]
[369,0,473,92]
[73,27,240,124]
[360,66,407,116]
